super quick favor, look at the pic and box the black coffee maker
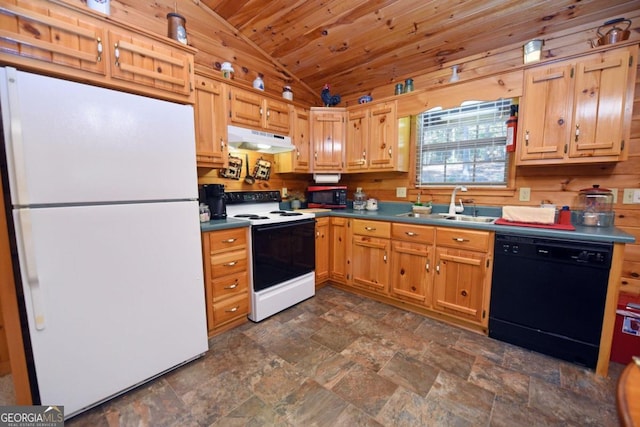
[200,184,227,219]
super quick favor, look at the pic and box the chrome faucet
[448,186,467,215]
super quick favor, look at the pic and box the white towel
[502,206,556,224]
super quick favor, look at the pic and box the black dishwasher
[489,233,612,369]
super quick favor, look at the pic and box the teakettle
[593,18,631,47]
[366,198,378,211]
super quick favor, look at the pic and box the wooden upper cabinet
[0,0,195,104]
[346,108,369,171]
[0,1,107,76]
[569,48,632,159]
[345,101,409,172]
[194,73,228,168]
[275,107,311,173]
[108,28,193,98]
[310,107,346,172]
[517,45,637,165]
[228,87,291,134]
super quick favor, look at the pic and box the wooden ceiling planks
[88,0,640,104]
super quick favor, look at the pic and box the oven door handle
[252,218,316,232]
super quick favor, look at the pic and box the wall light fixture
[450,65,460,82]
[523,40,543,64]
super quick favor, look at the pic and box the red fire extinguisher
[505,104,518,153]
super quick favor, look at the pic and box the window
[415,99,512,186]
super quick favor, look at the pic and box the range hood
[227,125,294,154]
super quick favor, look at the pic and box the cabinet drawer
[392,223,435,244]
[352,219,391,238]
[436,227,490,252]
[211,271,248,302]
[211,249,248,278]
[212,292,249,326]
[207,228,247,254]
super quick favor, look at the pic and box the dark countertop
[200,202,635,244]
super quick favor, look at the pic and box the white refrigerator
[0,67,208,418]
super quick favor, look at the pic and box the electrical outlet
[609,188,618,204]
[622,188,640,204]
[282,187,288,198]
[519,187,531,202]
[396,187,407,198]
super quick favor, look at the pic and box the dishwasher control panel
[495,233,612,268]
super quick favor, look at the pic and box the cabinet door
[351,235,390,294]
[315,218,330,284]
[569,49,631,159]
[264,98,291,134]
[228,87,264,129]
[0,1,106,76]
[345,107,369,171]
[194,75,227,168]
[368,102,398,170]
[275,107,310,172]
[518,63,573,162]
[109,29,192,98]
[433,247,487,324]
[311,108,346,172]
[390,241,431,304]
[329,217,349,284]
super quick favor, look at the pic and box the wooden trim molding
[0,174,31,404]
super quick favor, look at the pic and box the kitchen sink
[396,212,498,223]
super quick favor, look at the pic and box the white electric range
[225,191,316,321]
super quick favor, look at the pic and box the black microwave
[307,185,347,209]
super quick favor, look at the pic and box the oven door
[251,218,316,291]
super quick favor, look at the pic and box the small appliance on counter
[307,185,347,209]
[353,188,366,210]
[366,198,378,211]
[200,183,227,219]
[574,185,614,227]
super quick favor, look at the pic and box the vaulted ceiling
[199,0,640,100]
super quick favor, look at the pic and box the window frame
[414,99,513,188]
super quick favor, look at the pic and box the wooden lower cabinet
[315,217,330,285]
[432,227,493,328]
[334,218,494,332]
[390,223,435,306]
[329,217,349,284]
[350,219,391,295]
[202,227,250,337]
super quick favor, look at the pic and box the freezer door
[0,67,198,206]
[12,201,207,416]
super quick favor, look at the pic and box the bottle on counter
[199,203,211,222]
[353,189,366,210]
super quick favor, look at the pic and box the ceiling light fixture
[523,39,543,64]
[450,65,460,82]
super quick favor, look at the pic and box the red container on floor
[610,292,640,364]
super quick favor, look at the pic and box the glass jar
[394,83,404,95]
[199,203,210,222]
[353,189,366,210]
[577,185,614,227]
[404,78,414,93]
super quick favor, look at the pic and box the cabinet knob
[461,290,468,297]
[558,118,565,125]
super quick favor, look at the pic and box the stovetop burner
[225,191,315,225]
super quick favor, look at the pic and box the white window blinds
[415,99,511,186]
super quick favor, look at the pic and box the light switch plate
[519,187,531,202]
[396,187,407,198]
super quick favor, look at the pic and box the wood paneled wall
[60,0,639,292]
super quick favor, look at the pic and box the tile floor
[67,286,624,426]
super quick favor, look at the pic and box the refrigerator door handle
[16,210,46,330]
[3,67,30,206]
